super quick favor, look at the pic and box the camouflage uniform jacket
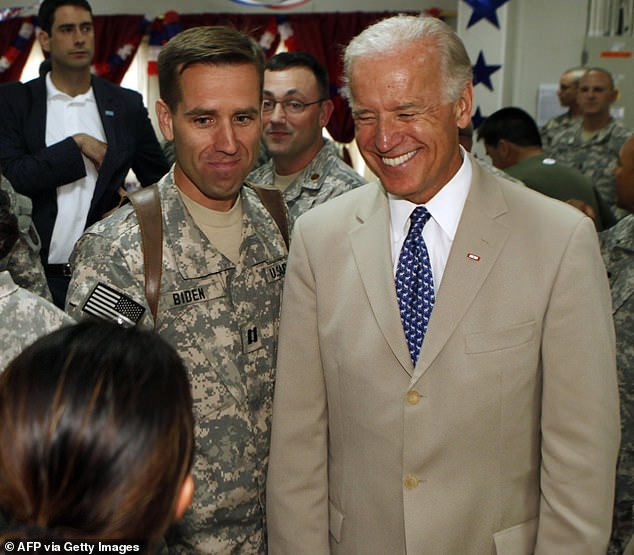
[547,118,633,217]
[601,215,634,554]
[539,111,579,148]
[0,270,73,370]
[0,176,51,300]
[248,139,365,228]
[66,169,288,554]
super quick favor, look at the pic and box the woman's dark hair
[0,321,194,545]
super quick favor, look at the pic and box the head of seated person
[0,320,195,548]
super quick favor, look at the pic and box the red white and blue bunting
[0,16,35,75]
[92,17,151,78]
[147,11,182,76]
[0,2,39,23]
[259,16,298,53]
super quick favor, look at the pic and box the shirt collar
[46,72,95,103]
[388,147,472,240]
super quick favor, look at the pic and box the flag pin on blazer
[467,253,480,261]
[105,110,114,116]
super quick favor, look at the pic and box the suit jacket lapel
[349,182,414,376]
[91,77,117,212]
[413,157,511,383]
[28,77,48,149]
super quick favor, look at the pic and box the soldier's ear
[156,99,174,142]
[319,99,334,128]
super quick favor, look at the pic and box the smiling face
[349,40,472,204]
[38,5,94,73]
[261,67,333,174]
[156,63,261,211]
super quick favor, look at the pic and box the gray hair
[342,15,473,104]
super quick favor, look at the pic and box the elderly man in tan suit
[266,15,620,555]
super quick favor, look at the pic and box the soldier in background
[548,67,632,221]
[248,51,365,227]
[478,107,608,230]
[0,175,52,300]
[66,27,287,553]
[603,135,634,555]
[540,66,585,148]
[0,188,73,371]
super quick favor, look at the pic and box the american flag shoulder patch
[82,282,145,327]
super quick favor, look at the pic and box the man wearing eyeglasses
[248,51,365,226]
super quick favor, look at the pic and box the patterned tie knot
[409,206,432,236]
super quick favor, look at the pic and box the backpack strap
[128,185,162,328]
[249,184,290,250]
[127,183,286,328]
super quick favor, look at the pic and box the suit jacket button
[404,474,420,490]
[406,390,421,405]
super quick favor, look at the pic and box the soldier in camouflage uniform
[603,136,634,554]
[0,189,73,371]
[548,68,633,220]
[66,27,287,554]
[539,66,585,148]
[248,51,365,227]
[0,175,52,300]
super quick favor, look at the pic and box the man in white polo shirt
[0,0,168,307]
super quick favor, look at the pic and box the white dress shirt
[389,148,472,292]
[46,73,105,264]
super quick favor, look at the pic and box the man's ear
[174,474,194,522]
[497,138,510,155]
[455,82,473,129]
[156,99,174,142]
[319,99,335,128]
[38,30,51,55]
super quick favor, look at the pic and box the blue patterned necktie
[395,206,435,365]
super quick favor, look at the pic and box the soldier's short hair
[266,51,330,100]
[581,67,616,90]
[562,66,586,86]
[38,0,93,35]
[342,15,472,104]
[158,26,265,112]
[477,107,543,149]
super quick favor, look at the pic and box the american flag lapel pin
[467,252,481,262]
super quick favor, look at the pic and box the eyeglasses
[262,97,326,114]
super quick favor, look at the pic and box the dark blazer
[0,74,169,262]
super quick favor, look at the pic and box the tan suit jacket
[267,157,620,555]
